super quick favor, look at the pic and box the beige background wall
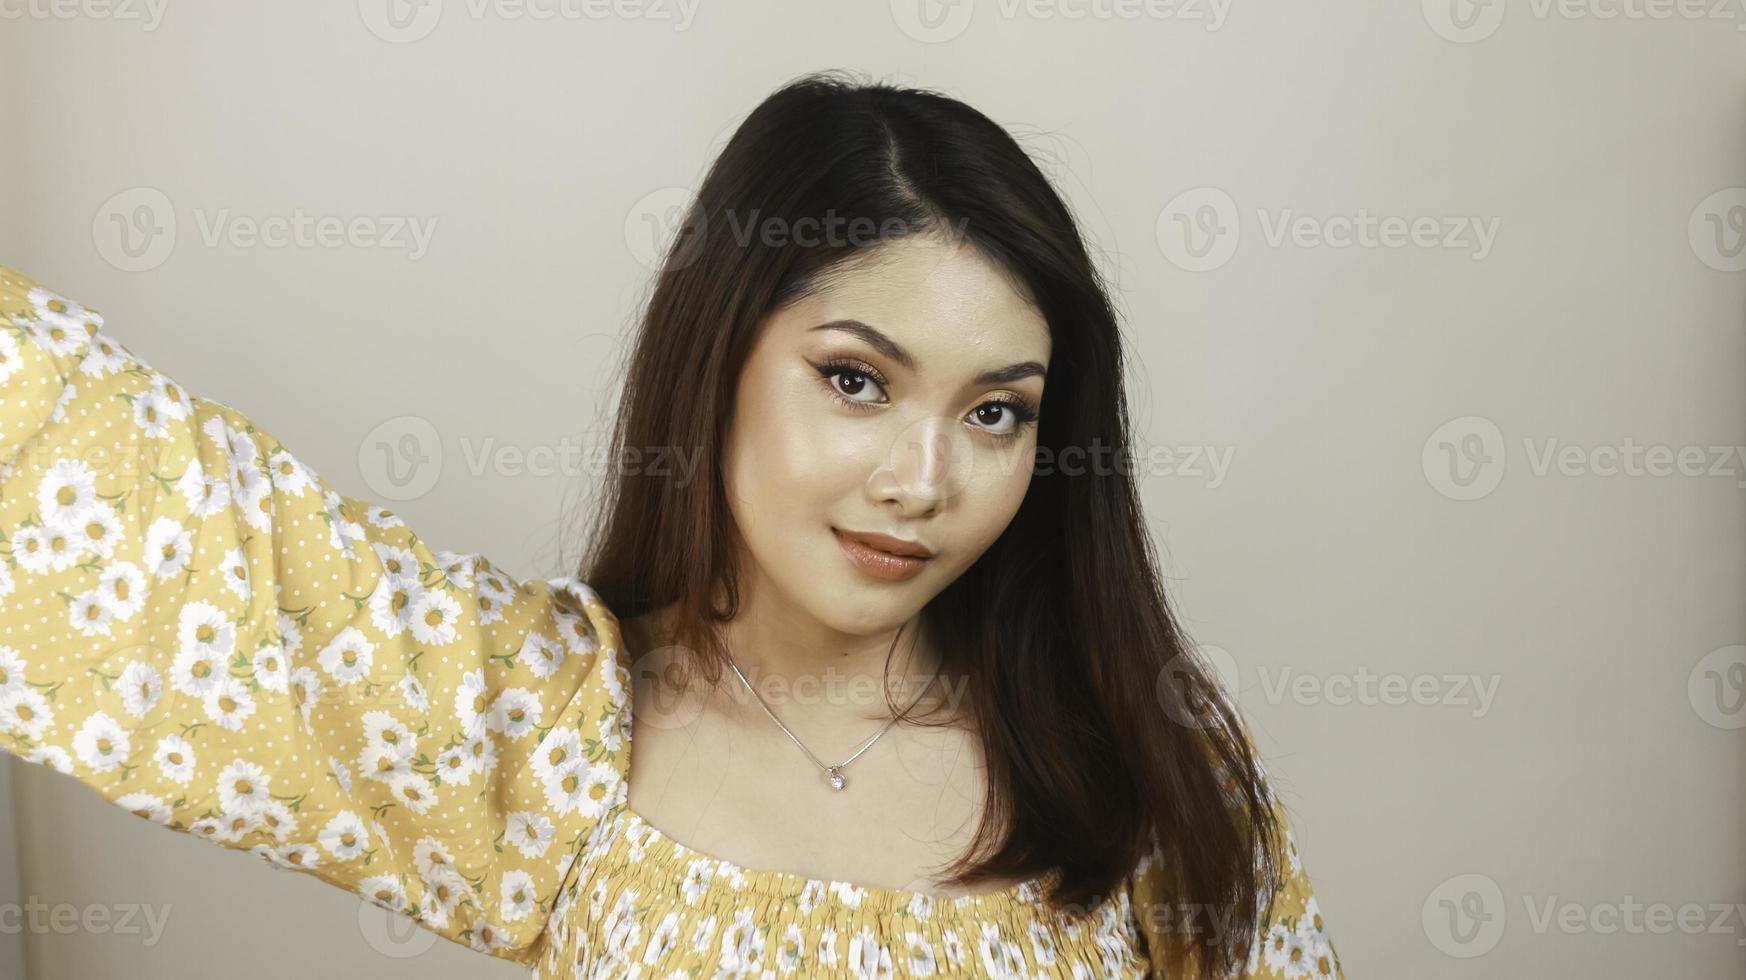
[3,3,1743,977]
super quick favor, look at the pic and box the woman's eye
[811,358,1037,438]
[971,402,1018,434]
[829,368,886,403]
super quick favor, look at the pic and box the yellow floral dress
[0,264,1343,979]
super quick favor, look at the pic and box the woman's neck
[627,590,956,730]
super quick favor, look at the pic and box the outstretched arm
[0,265,632,965]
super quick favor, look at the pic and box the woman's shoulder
[1,262,40,301]
[0,264,81,319]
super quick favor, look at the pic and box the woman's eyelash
[813,356,889,395]
[806,356,1040,441]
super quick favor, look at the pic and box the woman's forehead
[780,239,1051,363]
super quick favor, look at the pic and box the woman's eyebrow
[808,318,1046,385]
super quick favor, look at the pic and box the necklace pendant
[827,767,846,791]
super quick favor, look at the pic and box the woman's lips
[833,528,931,582]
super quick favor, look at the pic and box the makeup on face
[831,526,935,582]
[723,233,1050,630]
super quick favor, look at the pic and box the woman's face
[721,231,1051,636]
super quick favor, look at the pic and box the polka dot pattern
[0,265,631,967]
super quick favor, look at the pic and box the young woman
[0,72,1341,978]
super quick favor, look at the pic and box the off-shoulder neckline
[587,610,1065,915]
[610,802,1059,914]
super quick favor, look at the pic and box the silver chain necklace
[724,625,943,792]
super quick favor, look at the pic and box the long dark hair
[576,69,1280,976]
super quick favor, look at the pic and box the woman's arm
[0,265,631,965]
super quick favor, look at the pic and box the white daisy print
[171,644,227,699]
[413,837,456,879]
[489,687,541,738]
[319,811,370,861]
[68,589,116,638]
[500,869,537,921]
[175,601,236,685]
[517,630,566,679]
[252,644,289,693]
[96,560,147,619]
[65,503,122,562]
[364,505,405,531]
[37,458,98,528]
[362,711,415,762]
[217,546,252,602]
[264,448,314,497]
[504,810,555,859]
[117,661,163,718]
[217,758,272,812]
[257,799,304,839]
[397,670,427,712]
[75,333,130,379]
[8,524,59,576]
[147,372,193,422]
[432,550,477,589]
[230,457,273,534]
[359,875,408,914]
[554,607,599,657]
[152,735,196,784]
[259,842,321,871]
[0,646,23,697]
[115,792,173,825]
[130,386,179,439]
[16,521,83,574]
[22,744,73,774]
[408,589,462,647]
[463,733,499,775]
[142,517,193,580]
[204,677,256,731]
[25,286,100,349]
[316,627,374,685]
[387,771,437,814]
[321,490,364,555]
[476,571,514,626]
[366,572,419,639]
[71,712,130,772]
[175,457,232,520]
[371,541,419,580]
[288,667,322,731]
[454,669,492,738]
[432,744,477,786]
[0,687,53,742]
[530,726,582,783]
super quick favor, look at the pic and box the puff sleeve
[1128,756,1344,979]
[0,265,632,965]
